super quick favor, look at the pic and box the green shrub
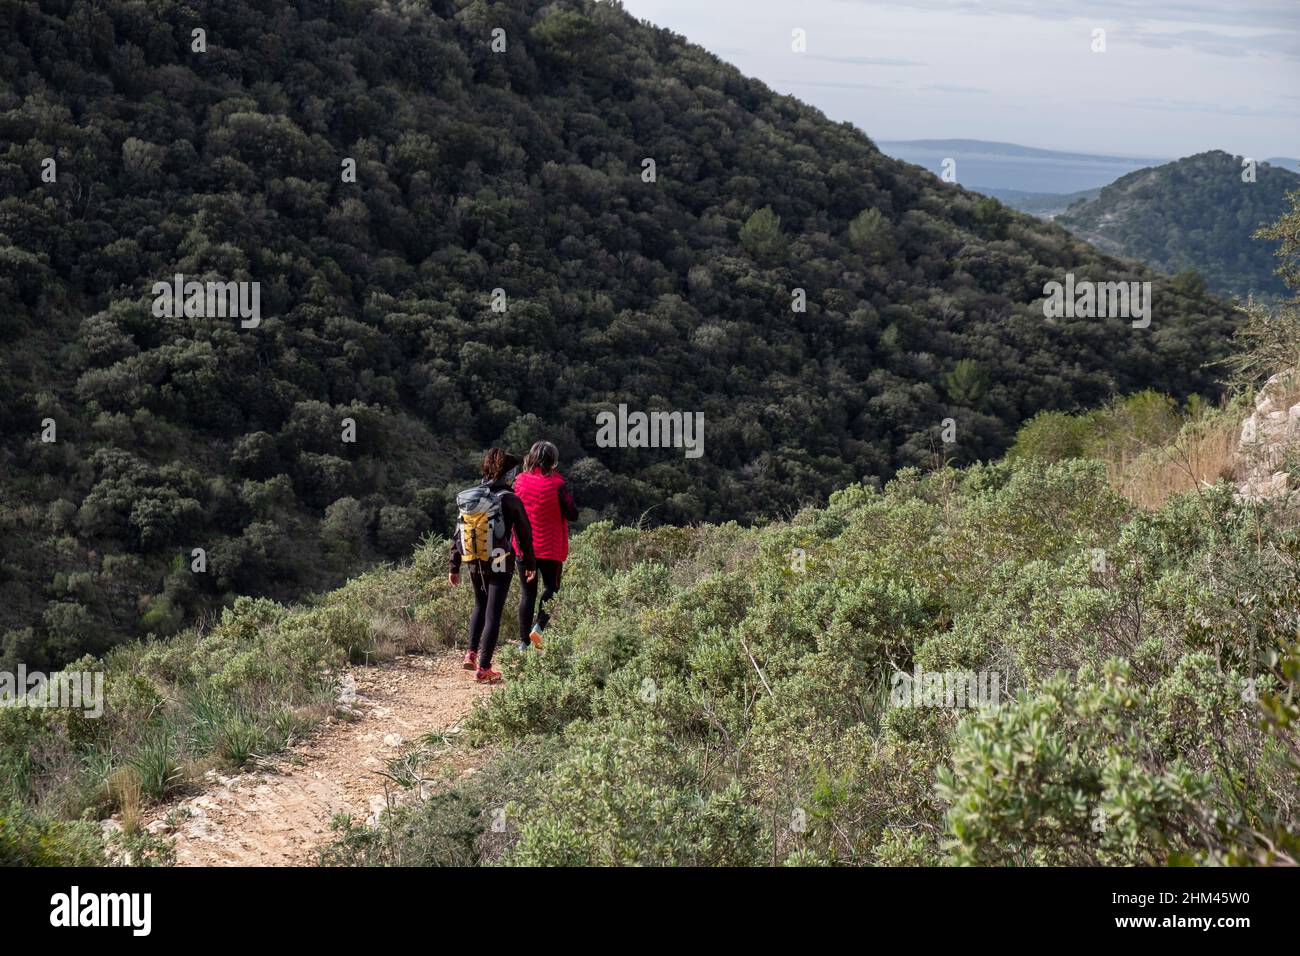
[1009,410,1097,462]
[128,731,184,802]
[938,659,1235,865]
[0,801,106,866]
[215,716,265,769]
[319,738,565,867]
[505,723,767,866]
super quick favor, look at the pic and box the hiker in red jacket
[513,441,579,651]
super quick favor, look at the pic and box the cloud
[803,53,924,66]
[922,83,990,94]
[829,0,1300,58]
[834,0,1300,33]
[1130,28,1300,60]
[775,79,894,92]
[1113,95,1300,119]
[775,79,989,95]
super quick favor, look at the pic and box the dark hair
[480,447,519,482]
[523,440,559,475]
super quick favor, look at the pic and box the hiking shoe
[475,666,502,684]
[529,624,544,649]
[462,650,477,670]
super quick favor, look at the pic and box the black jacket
[449,478,536,575]
[557,483,580,522]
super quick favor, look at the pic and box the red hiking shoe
[475,666,503,684]
[462,650,477,670]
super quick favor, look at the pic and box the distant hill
[876,138,1160,194]
[1057,151,1299,299]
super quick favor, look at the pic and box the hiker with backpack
[513,441,579,652]
[448,448,536,684]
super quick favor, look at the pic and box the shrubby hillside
[6,457,1297,865]
[1058,151,1299,300]
[322,463,1298,866]
[1,0,1238,666]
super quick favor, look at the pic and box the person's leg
[467,569,488,654]
[478,572,512,670]
[517,562,539,646]
[535,559,562,632]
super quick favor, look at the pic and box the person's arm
[507,495,537,574]
[448,530,462,581]
[557,481,579,522]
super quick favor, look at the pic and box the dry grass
[1103,374,1300,508]
[108,765,143,836]
[364,613,406,661]
[1108,414,1242,509]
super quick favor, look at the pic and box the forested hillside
[0,0,1238,667]
[1057,151,1299,299]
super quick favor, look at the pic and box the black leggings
[519,559,563,644]
[468,569,513,669]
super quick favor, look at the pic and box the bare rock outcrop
[1236,369,1300,501]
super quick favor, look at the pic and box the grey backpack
[455,484,509,572]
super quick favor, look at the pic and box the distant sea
[876,139,1162,194]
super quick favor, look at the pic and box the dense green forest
[0,0,1239,668]
[1058,151,1299,300]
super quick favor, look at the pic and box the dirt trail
[144,651,490,866]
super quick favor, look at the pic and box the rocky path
[142,651,490,866]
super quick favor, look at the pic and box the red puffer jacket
[512,468,578,562]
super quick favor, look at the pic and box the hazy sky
[618,0,1299,158]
